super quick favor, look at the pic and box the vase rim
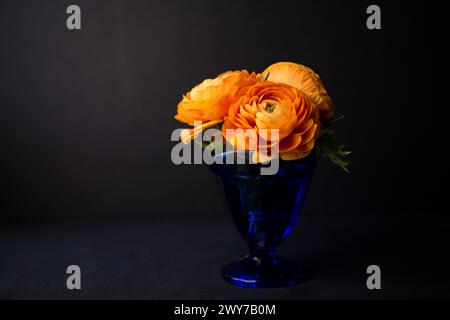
[210,150,317,177]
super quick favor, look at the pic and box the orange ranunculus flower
[262,62,334,122]
[174,70,259,126]
[222,81,319,161]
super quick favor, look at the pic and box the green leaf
[328,115,345,126]
[263,72,270,81]
[315,126,351,172]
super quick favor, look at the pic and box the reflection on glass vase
[210,151,317,288]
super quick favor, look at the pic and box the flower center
[265,102,276,113]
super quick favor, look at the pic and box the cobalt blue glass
[210,151,317,288]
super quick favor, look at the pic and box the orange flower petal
[280,139,315,161]
[279,134,302,153]
[175,70,259,125]
[263,62,334,122]
[179,120,223,144]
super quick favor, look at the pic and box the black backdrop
[1,0,449,221]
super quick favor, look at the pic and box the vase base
[222,254,305,288]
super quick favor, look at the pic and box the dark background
[1,0,450,300]
[1,0,449,220]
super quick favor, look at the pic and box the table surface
[1,215,449,299]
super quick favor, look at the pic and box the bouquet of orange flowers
[174,62,350,171]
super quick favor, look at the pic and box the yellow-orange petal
[280,139,315,161]
[298,124,317,146]
[179,120,223,144]
[279,134,302,153]
[263,62,334,122]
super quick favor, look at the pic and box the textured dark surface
[1,215,449,299]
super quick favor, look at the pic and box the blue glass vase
[210,151,317,288]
